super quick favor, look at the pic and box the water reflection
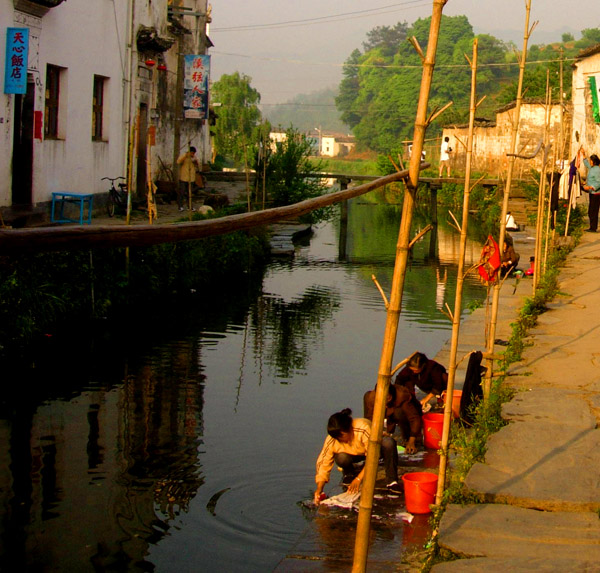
[253,286,341,379]
[0,190,487,571]
[0,339,206,571]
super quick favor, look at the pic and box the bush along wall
[0,229,270,356]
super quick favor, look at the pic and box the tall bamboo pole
[533,70,552,293]
[543,171,554,273]
[435,38,479,506]
[352,2,448,570]
[483,0,535,400]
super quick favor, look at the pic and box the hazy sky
[209,1,600,106]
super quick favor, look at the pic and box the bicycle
[101,176,128,217]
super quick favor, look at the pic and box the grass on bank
[419,221,583,572]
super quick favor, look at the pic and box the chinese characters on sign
[4,28,29,95]
[183,55,210,119]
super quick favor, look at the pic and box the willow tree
[212,72,262,166]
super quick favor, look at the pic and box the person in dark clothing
[459,351,485,424]
[363,384,422,454]
[393,352,448,408]
[500,234,520,277]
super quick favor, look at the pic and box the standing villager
[176,146,199,211]
[438,136,452,177]
[313,408,401,505]
[394,352,448,408]
[582,151,600,232]
[363,384,421,454]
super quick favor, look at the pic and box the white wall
[572,49,600,158]
[0,0,129,207]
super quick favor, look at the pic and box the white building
[319,133,355,158]
[1,0,212,219]
[571,43,600,158]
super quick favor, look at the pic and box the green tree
[265,127,331,223]
[336,49,363,129]
[362,22,409,56]
[575,28,600,50]
[212,72,262,166]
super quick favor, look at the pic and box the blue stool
[51,192,94,225]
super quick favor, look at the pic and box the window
[92,75,106,141]
[45,64,60,139]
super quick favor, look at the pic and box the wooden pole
[244,136,251,212]
[0,169,416,254]
[435,38,479,506]
[352,2,448,571]
[127,118,138,226]
[533,70,552,293]
[147,139,158,224]
[483,0,534,400]
[262,134,267,210]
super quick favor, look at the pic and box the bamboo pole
[543,145,557,273]
[352,2,448,571]
[483,0,535,400]
[435,37,479,506]
[147,140,158,224]
[533,70,552,293]
[0,168,416,254]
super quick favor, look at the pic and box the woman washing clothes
[313,408,401,505]
[394,352,448,411]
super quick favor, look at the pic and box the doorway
[136,103,148,196]
[11,76,35,206]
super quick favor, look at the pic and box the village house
[319,133,356,158]
[441,101,570,178]
[571,43,600,158]
[1,0,212,223]
[268,129,356,158]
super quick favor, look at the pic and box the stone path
[433,230,600,571]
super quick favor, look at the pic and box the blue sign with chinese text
[4,28,29,94]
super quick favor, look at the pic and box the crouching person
[313,408,400,506]
[363,384,422,455]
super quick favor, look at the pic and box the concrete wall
[443,102,569,178]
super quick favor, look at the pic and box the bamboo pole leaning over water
[434,38,480,506]
[483,0,535,400]
[0,169,416,254]
[352,1,448,571]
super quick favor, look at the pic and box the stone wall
[443,102,570,178]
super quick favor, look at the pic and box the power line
[211,1,431,32]
[213,50,579,70]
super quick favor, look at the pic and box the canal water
[0,192,487,572]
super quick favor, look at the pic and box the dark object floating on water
[206,487,231,516]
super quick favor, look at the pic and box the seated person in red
[363,384,422,454]
[393,352,448,409]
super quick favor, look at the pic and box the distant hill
[262,87,351,134]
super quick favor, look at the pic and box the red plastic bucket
[442,390,463,419]
[402,472,438,514]
[423,412,444,449]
